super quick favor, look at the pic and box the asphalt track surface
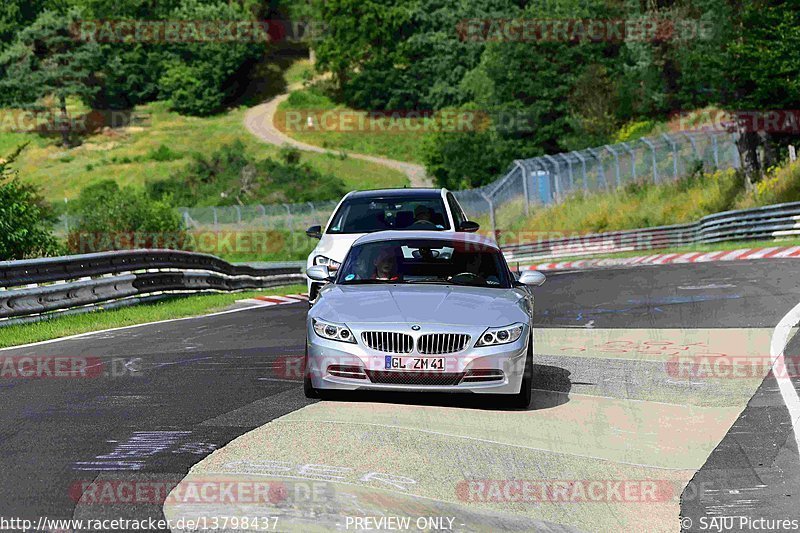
[1,259,800,532]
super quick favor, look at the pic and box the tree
[0,144,62,260]
[0,8,101,147]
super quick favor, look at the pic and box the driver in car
[410,205,437,229]
[373,249,401,281]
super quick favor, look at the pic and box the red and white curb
[525,245,800,271]
[236,293,309,306]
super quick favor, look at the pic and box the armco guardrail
[502,201,800,263]
[0,250,304,324]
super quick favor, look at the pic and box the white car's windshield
[337,239,511,288]
[327,197,450,234]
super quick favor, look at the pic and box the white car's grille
[417,333,471,354]
[362,331,413,353]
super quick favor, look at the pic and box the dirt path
[243,82,432,188]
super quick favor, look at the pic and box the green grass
[0,284,306,348]
[276,85,427,164]
[0,91,407,202]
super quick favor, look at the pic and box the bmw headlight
[314,255,341,271]
[476,323,525,347]
[312,318,356,343]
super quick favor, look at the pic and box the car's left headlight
[314,255,341,271]
[312,318,356,343]
[476,323,525,347]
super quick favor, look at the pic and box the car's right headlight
[475,323,525,347]
[312,318,356,343]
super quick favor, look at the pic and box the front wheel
[303,343,319,399]
[509,339,533,408]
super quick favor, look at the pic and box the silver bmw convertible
[303,231,546,407]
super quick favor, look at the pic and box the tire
[510,337,533,408]
[303,343,319,399]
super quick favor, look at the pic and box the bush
[0,145,62,259]
[148,144,183,162]
[148,140,347,206]
[67,180,184,253]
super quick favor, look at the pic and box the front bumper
[306,322,529,394]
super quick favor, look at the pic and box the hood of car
[310,284,529,327]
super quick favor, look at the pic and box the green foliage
[68,179,183,251]
[156,0,266,115]
[0,8,101,144]
[147,139,347,206]
[0,144,62,259]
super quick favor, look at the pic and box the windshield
[337,239,511,288]
[326,196,450,234]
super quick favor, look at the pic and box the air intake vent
[365,370,464,386]
[417,333,471,354]
[362,331,413,353]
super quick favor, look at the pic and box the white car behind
[305,188,480,303]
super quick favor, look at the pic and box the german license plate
[385,356,446,371]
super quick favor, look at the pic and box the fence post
[558,153,574,189]
[620,142,636,182]
[235,205,242,224]
[480,192,496,235]
[543,155,561,202]
[212,207,218,227]
[712,135,720,167]
[258,204,266,216]
[515,161,530,216]
[283,204,292,230]
[587,148,607,190]
[663,133,679,180]
[605,145,621,188]
[574,151,588,191]
[641,138,658,183]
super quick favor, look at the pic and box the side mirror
[518,270,546,287]
[459,221,480,233]
[306,265,334,282]
[306,225,322,239]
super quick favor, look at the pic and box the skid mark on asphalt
[165,327,771,532]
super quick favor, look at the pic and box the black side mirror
[306,225,322,239]
[459,221,480,233]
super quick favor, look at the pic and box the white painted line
[770,301,800,457]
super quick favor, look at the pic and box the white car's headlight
[476,323,525,347]
[314,255,341,271]
[312,318,356,343]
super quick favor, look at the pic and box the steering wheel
[448,272,483,284]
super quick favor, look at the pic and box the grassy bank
[485,161,800,238]
[0,284,306,348]
[276,85,426,164]
[0,95,406,203]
